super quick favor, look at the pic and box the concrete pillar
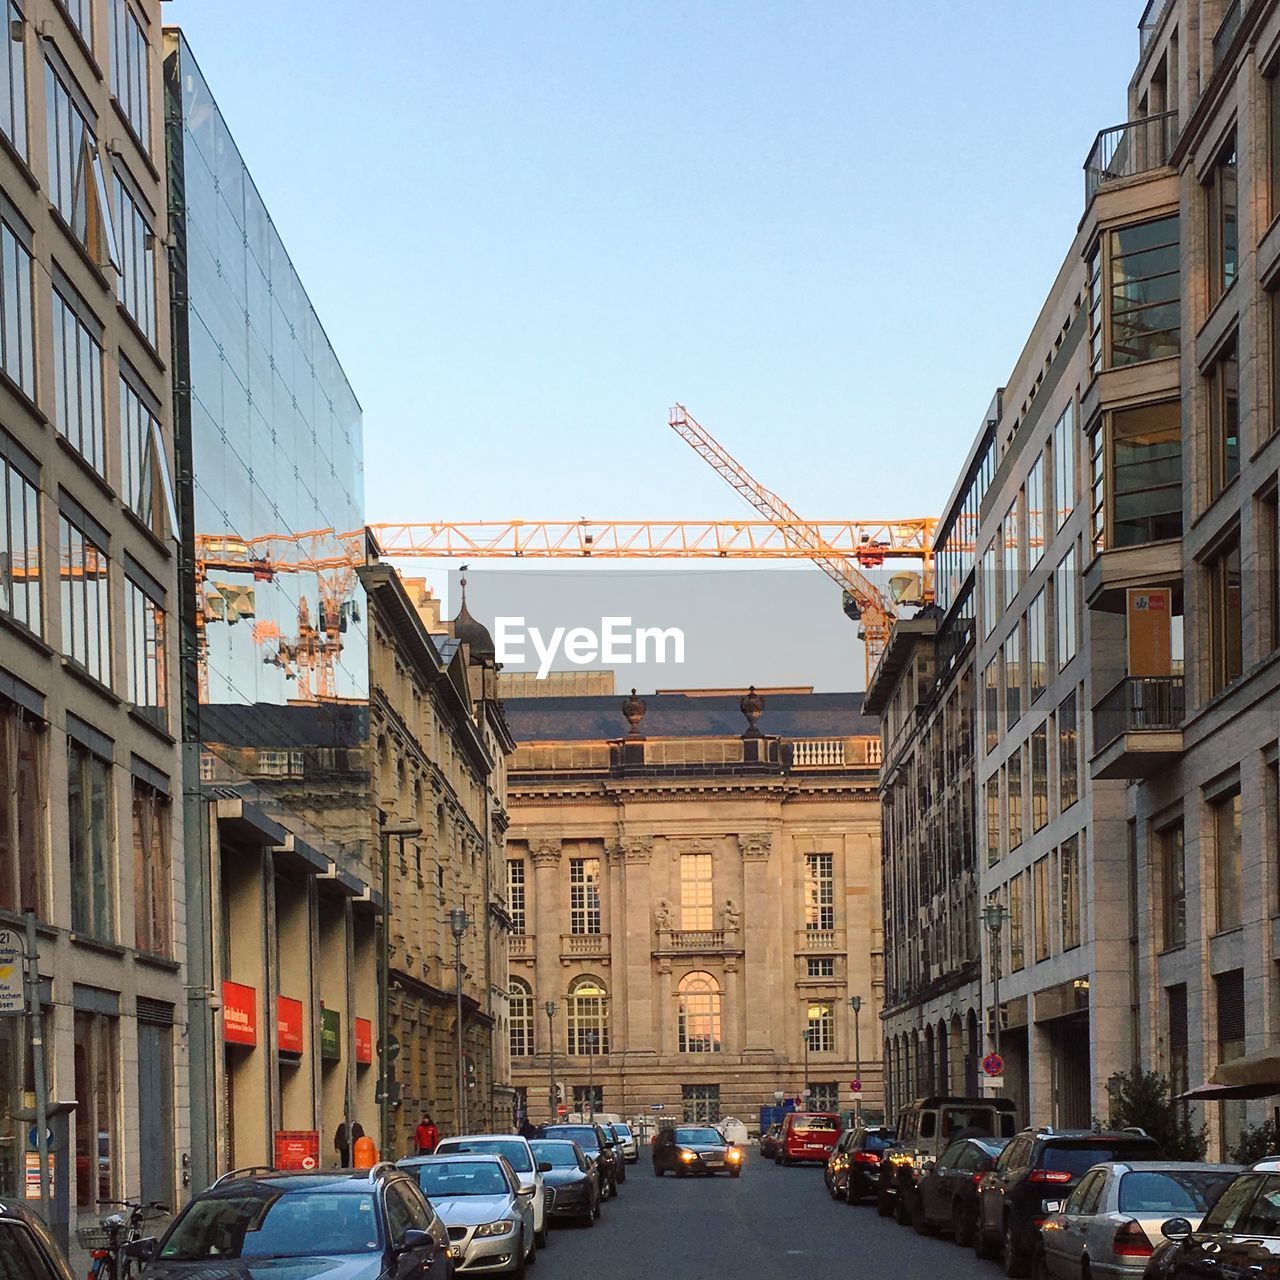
[619,836,656,1053]
[738,833,775,1056]
[530,839,562,1041]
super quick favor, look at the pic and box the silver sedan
[1034,1160,1241,1280]
[399,1153,537,1276]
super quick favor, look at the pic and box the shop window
[74,1009,118,1209]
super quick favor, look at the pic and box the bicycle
[75,1200,169,1280]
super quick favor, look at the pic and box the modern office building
[502,687,883,1127]
[165,31,381,1186]
[867,406,996,1117]
[0,0,184,1242]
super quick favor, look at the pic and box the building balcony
[560,932,610,963]
[785,736,882,769]
[653,927,739,957]
[795,928,845,954]
[1084,110,1178,205]
[510,933,534,960]
[1091,676,1185,780]
[1082,538,1182,613]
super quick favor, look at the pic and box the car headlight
[474,1219,516,1238]
[679,1150,698,1162]
[726,1149,742,1162]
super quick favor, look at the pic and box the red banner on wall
[277,996,304,1055]
[354,1017,373,1065]
[274,1130,320,1171]
[222,981,257,1046]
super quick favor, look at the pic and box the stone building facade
[502,688,883,1129]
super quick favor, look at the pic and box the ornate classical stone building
[502,687,884,1129]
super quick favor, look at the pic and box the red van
[777,1111,841,1165]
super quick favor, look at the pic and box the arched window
[678,972,722,1053]
[567,976,608,1055]
[509,979,534,1058]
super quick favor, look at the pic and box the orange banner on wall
[223,981,257,1046]
[277,996,304,1055]
[1127,588,1172,677]
[274,1130,320,1171]
[355,1017,373,1065]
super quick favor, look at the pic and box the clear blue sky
[168,1,1137,529]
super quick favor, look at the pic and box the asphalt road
[543,1154,999,1280]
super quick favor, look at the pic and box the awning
[1180,1043,1280,1101]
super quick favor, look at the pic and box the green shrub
[1106,1069,1207,1161]
[1229,1121,1278,1165]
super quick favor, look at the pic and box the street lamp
[802,1027,811,1106]
[849,995,863,1124]
[450,907,472,1134]
[544,1000,558,1121]
[378,816,422,1155]
[983,902,1010,1061]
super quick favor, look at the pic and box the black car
[602,1124,627,1184]
[1,1200,76,1280]
[1145,1160,1280,1280]
[837,1126,898,1205]
[529,1139,601,1227]
[542,1124,621,1199]
[652,1125,743,1178]
[974,1127,1164,1277]
[911,1135,1008,1244]
[135,1166,450,1280]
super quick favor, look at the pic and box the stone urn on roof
[621,688,647,738]
[739,685,764,738]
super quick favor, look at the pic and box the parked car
[1133,1160,1280,1280]
[759,1123,782,1160]
[825,1127,860,1199]
[613,1122,640,1164]
[1,1200,76,1280]
[912,1135,1010,1243]
[542,1123,621,1199]
[974,1127,1165,1277]
[776,1112,841,1166]
[716,1117,750,1147]
[529,1139,601,1227]
[878,1095,1018,1220]
[432,1133,550,1247]
[137,1167,450,1280]
[841,1126,898,1205]
[652,1125,743,1177]
[1032,1160,1240,1280]
[400,1154,536,1276]
[601,1124,628,1183]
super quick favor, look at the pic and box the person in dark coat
[334,1122,351,1168]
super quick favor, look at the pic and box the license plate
[703,1159,723,1167]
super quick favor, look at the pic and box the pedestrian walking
[518,1116,539,1141]
[414,1113,439,1156]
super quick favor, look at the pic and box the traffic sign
[649,1103,664,1111]
[26,1127,53,1151]
[982,1053,1005,1077]
[0,929,26,1016]
[556,1104,568,1116]
[850,1091,863,1101]
[850,1080,862,1092]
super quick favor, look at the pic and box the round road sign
[850,1080,862,1093]
[300,1155,317,1171]
[556,1104,568,1116]
[982,1052,1005,1077]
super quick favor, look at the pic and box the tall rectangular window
[45,62,113,258]
[119,373,166,537]
[1006,751,1023,850]
[568,856,601,935]
[1087,245,1102,379]
[509,983,533,1057]
[1215,969,1246,1154]
[1110,215,1181,364]
[1053,405,1076,529]
[108,0,149,149]
[51,285,105,475]
[981,540,997,637]
[1055,545,1077,666]
[1028,590,1046,700]
[112,172,156,343]
[1003,627,1021,727]
[0,2,27,159]
[1089,423,1106,554]
[1058,691,1079,812]
[680,852,713,930]
[806,1000,834,1053]
[0,435,40,634]
[804,853,834,931]
[1009,873,1025,972]
[0,697,46,916]
[1031,724,1049,832]
[984,658,1000,752]
[131,777,170,957]
[1033,857,1050,962]
[1003,500,1021,607]
[61,0,92,49]
[507,858,525,933]
[1272,69,1280,221]
[1111,401,1183,545]
[0,212,36,396]
[1208,138,1238,305]
[1167,984,1189,1100]
[1159,820,1186,949]
[68,738,114,940]
[1061,834,1081,949]
[985,773,1001,867]
[1212,789,1242,933]
[1208,337,1240,500]
[1027,454,1045,568]
[1207,535,1243,695]
[59,511,111,686]
[74,1010,118,1209]
[123,577,165,726]
[1263,489,1280,653]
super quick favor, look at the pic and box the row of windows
[988,832,1084,975]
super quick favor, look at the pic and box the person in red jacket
[414,1113,439,1156]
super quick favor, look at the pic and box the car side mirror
[122,1239,157,1263]
[1161,1218,1193,1243]
[396,1229,434,1255]
[537,1161,552,1173]
[517,1185,536,1198]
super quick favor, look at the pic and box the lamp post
[586,1029,597,1119]
[378,816,422,1155]
[450,907,472,1134]
[802,1027,811,1106]
[983,902,1010,1060]
[544,1000,558,1121]
[850,995,863,1124]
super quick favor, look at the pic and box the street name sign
[0,929,26,1015]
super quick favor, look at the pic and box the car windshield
[530,1143,580,1169]
[1118,1170,1239,1215]
[159,1191,382,1260]
[615,1124,633,1139]
[547,1127,600,1152]
[413,1162,510,1197]
[793,1116,838,1132]
[437,1137,532,1173]
[864,1133,896,1152]
[1042,1144,1158,1178]
[675,1128,723,1145]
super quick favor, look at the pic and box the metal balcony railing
[1214,0,1242,67]
[1093,676,1185,751]
[1139,0,1172,55]
[1085,111,1179,203]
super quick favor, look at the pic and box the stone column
[619,837,657,1055]
[738,833,775,1057]
[529,839,562,1045]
